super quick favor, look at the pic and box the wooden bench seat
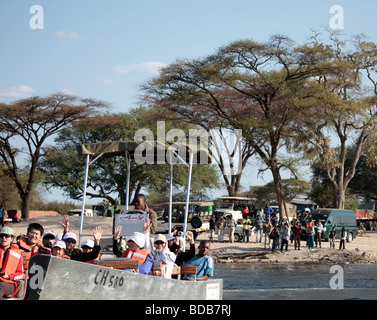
[94,258,139,271]
[180,265,198,281]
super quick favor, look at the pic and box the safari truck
[160,201,214,238]
[213,197,257,241]
[214,196,256,223]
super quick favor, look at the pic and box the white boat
[28,255,222,300]
[26,141,222,300]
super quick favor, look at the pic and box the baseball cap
[0,226,14,236]
[154,234,167,243]
[52,240,66,249]
[126,232,145,248]
[42,231,56,240]
[63,232,77,242]
[81,239,94,249]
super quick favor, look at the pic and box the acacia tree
[40,109,220,205]
[297,33,377,209]
[143,82,256,197]
[142,35,336,218]
[0,93,108,219]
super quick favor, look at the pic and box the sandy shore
[7,215,377,265]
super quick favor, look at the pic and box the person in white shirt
[315,219,324,248]
[149,234,176,279]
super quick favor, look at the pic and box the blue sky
[1,0,377,203]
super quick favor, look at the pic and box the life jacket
[122,249,151,265]
[306,221,314,228]
[0,245,23,284]
[18,236,42,261]
[306,221,314,234]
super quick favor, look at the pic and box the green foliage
[40,108,220,204]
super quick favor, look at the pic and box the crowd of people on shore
[0,194,214,299]
[209,204,350,254]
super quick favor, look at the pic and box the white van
[68,209,94,217]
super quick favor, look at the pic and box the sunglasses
[65,239,76,244]
[0,234,12,239]
[154,241,165,245]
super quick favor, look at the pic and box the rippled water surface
[212,263,377,300]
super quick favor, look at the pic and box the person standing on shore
[292,221,302,250]
[271,222,281,252]
[263,218,272,249]
[226,214,236,243]
[329,227,337,249]
[339,227,347,250]
[306,218,315,251]
[315,219,323,248]
[216,216,225,243]
[255,214,264,243]
[209,215,216,243]
[264,203,274,220]
[280,223,290,252]
[242,216,252,243]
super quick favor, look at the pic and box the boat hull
[28,255,222,300]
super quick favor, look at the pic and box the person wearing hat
[150,234,176,279]
[0,226,24,298]
[81,240,101,264]
[59,213,103,262]
[51,240,70,259]
[40,231,56,255]
[113,226,154,275]
[63,227,103,262]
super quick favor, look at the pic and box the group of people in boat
[0,194,214,299]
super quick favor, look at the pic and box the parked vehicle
[355,203,377,231]
[160,201,214,238]
[214,196,255,224]
[301,208,357,242]
[67,208,94,217]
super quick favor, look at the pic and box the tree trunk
[271,166,287,220]
[20,192,30,220]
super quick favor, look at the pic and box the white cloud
[54,31,79,39]
[113,62,166,75]
[0,85,36,98]
[95,78,113,86]
[59,89,75,96]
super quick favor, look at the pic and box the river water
[213,263,377,300]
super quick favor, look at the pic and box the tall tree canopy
[0,93,108,219]
[142,34,341,218]
[40,108,220,204]
[297,32,377,209]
